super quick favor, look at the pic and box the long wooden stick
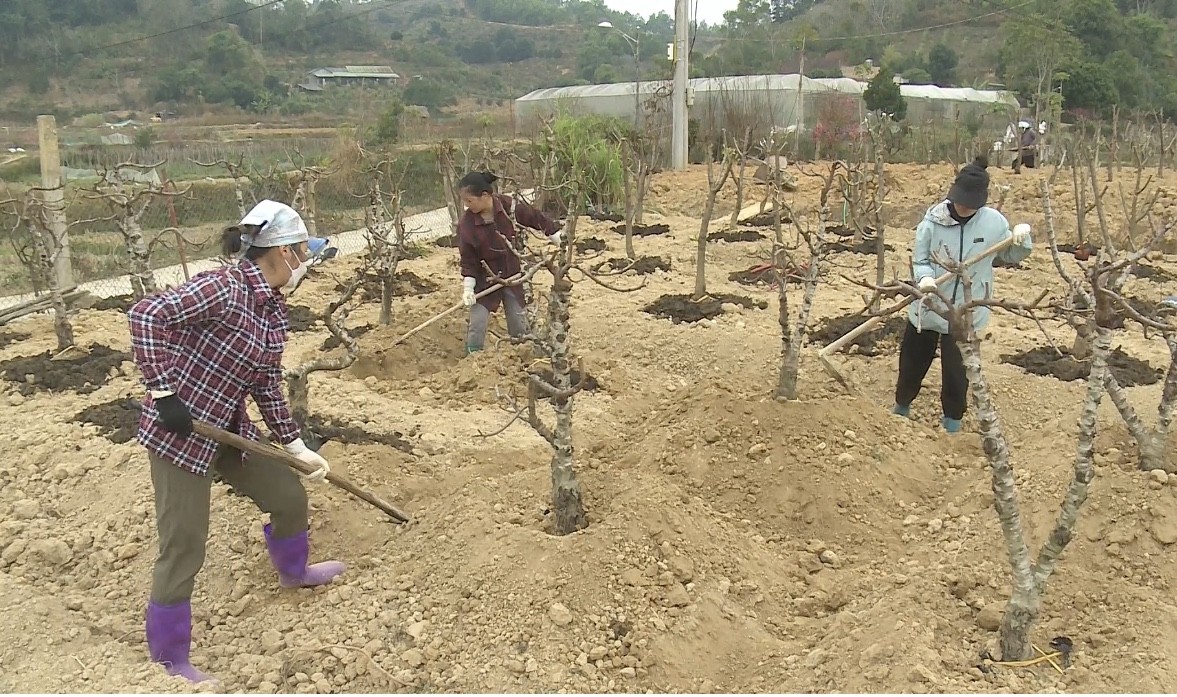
[387,273,522,348]
[819,236,1017,389]
[189,420,409,522]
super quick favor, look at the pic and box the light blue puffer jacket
[908,200,1032,335]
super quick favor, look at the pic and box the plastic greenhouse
[514,74,1020,135]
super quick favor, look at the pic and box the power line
[69,0,285,57]
[716,0,1036,43]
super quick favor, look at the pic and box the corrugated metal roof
[309,66,399,79]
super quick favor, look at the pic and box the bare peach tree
[0,192,85,350]
[481,123,644,535]
[284,256,371,441]
[693,138,738,300]
[192,155,253,218]
[866,249,1105,663]
[86,163,192,300]
[774,159,837,400]
[1041,161,1177,474]
[359,155,411,326]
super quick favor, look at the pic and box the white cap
[1018,120,1031,128]
[239,199,309,251]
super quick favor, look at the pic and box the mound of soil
[0,344,130,395]
[728,264,804,287]
[91,294,135,312]
[335,270,440,302]
[610,223,670,237]
[642,293,767,324]
[575,237,607,254]
[1001,346,1161,386]
[827,237,895,255]
[707,230,766,243]
[598,256,670,275]
[301,414,414,453]
[1131,263,1177,284]
[808,313,909,356]
[742,211,793,227]
[320,323,376,350]
[74,397,140,444]
[993,256,1026,269]
[434,234,459,248]
[0,330,30,349]
[286,305,318,332]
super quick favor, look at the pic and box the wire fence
[0,144,463,306]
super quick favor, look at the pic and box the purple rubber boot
[145,600,215,683]
[263,523,345,588]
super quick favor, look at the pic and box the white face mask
[281,252,308,294]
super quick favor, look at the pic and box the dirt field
[1,162,1176,693]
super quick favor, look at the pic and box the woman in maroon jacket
[456,171,561,353]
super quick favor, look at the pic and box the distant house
[305,65,400,88]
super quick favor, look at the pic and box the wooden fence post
[36,115,73,291]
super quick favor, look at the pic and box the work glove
[283,437,330,482]
[917,276,938,293]
[461,277,476,307]
[548,229,563,246]
[1011,223,1032,247]
[152,391,193,437]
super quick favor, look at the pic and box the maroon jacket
[457,193,557,311]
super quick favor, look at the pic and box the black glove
[155,394,193,437]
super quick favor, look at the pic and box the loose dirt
[0,344,131,395]
[575,237,607,254]
[707,230,766,243]
[809,313,909,356]
[610,223,670,237]
[336,270,441,303]
[643,293,768,324]
[1,162,1177,695]
[596,256,671,276]
[1001,346,1162,387]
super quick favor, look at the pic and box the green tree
[1000,18,1082,107]
[927,43,958,86]
[1060,61,1118,114]
[372,100,404,145]
[864,67,907,120]
[403,78,455,111]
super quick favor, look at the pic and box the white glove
[548,230,563,246]
[917,276,938,293]
[1011,223,1032,246]
[283,437,330,482]
[461,277,476,307]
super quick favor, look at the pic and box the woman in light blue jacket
[891,156,1032,433]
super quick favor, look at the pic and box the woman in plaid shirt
[129,200,343,683]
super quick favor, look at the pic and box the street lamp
[597,21,641,129]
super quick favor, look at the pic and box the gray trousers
[149,446,308,604]
[466,292,528,351]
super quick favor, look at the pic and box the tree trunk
[304,176,318,238]
[635,158,648,225]
[121,218,158,300]
[1029,325,1107,594]
[285,371,311,439]
[872,145,886,314]
[693,196,714,300]
[958,337,1037,662]
[1070,323,1093,360]
[32,225,73,351]
[776,251,797,399]
[547,273,587,535]
[622,161,636,260]
[729,157,747,227]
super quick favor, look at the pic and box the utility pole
[671,0,689,170]
[36,115,73,291]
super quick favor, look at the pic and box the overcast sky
[600,0,738,26]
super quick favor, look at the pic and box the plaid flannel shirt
[128,260,301,476]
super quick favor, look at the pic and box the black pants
[1012,152,1036,169]
[895,320,968,420]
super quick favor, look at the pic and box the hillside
[1,0,1176,127]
